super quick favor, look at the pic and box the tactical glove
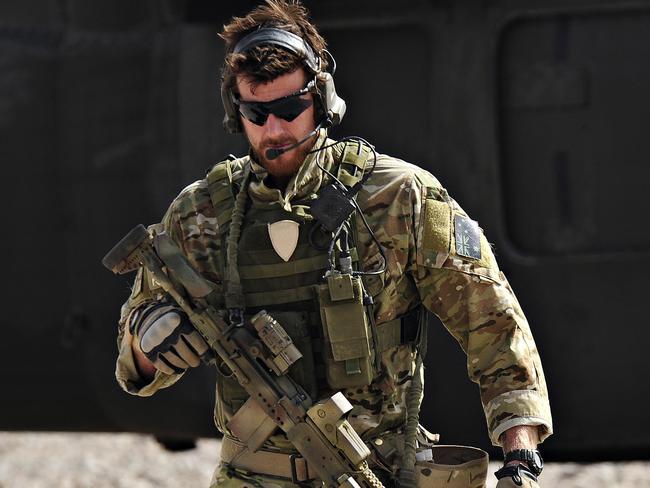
[132,302,210,375]
[495,464,540,488]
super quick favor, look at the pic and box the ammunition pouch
[318,273,374,389]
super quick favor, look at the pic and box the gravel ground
[1,432,649,488]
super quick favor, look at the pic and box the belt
[220,436,313,482]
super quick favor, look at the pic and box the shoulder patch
[423,199,451,253]
[418,186,452,268]
[453,215,481,260]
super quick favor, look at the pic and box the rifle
[103,224,384,488]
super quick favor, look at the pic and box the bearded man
[113,2,552,487]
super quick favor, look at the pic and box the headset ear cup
[221,82,242,134]
[316,71,346,127]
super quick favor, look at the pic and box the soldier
[114,1,552,487]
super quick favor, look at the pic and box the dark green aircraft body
[1,0,648,460]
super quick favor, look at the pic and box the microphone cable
[307,135,387,277]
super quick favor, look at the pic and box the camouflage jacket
[115,131,552,447]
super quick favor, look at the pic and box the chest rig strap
[206,157,237,239]
[206,157,251,315]
[224,165,252,314]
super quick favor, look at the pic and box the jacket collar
[247,129,341,212]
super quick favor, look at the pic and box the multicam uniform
[115,131,552,487]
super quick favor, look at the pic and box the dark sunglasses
[233,80,316,126]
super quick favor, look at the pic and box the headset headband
[233,27,320,73]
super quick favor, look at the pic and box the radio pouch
[318,273,374,389]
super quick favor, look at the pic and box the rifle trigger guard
[216,360,235,378]
[228,308,244,329]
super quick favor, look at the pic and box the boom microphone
[265,121,324,160]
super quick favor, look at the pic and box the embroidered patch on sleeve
[454,215,482,260]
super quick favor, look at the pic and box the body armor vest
[206,142,418,437]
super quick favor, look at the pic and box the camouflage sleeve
[409,170,553,446]
[114,195,188,397]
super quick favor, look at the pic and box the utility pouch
[318,273,374,389]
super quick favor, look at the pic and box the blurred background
[1,0,649,484]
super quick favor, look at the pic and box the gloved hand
[132,303,210,375]
[495,464,540,488]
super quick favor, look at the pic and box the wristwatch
[494,464,538,486]
[504,449,544,476]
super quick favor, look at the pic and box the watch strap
[504,449,543,476]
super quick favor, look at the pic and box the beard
[254,133,316,178]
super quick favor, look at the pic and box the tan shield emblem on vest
[268,220,299,262]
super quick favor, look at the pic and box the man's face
[236,68,316,179]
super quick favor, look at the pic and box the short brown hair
[220,0,327,93]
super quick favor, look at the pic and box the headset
[221,27,347,135]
